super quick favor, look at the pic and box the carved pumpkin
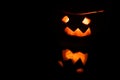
[50,1,106,80]
[55,10,104,74]
[61,10,104,37]
[58,49,88,73]
[62,16,91,37]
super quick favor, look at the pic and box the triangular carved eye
[62,16,69,23]
[82,17,91,25]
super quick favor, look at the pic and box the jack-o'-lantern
[51,1,106,80]
[58,49,88,73]
[56,9,104,73]
[61,10,104,38]
[55,9,104,75]
[62,15,91,37]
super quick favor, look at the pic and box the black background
[6,0,114,80]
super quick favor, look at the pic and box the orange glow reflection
[58,60,64,67]
[64,27,91,37]
[76,68,84,73]
[62,49,88,65]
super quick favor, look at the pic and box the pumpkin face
[62,16,91,37]
[60,10,104,38]
[62,49,88,65]
[57,10,104,74]
[58,49,88,73]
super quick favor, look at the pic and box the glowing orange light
[76,68,84,73]
[64,27,91,37]
[62,16,91,37]
[62,49,88,65]
[63,10,104,15]
[82,17,91,25]
[62,15,69,23]
[58,60,64,67]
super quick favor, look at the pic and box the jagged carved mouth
[62,49,88,65]
[64,27,91,37]
[58,49,88,73]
